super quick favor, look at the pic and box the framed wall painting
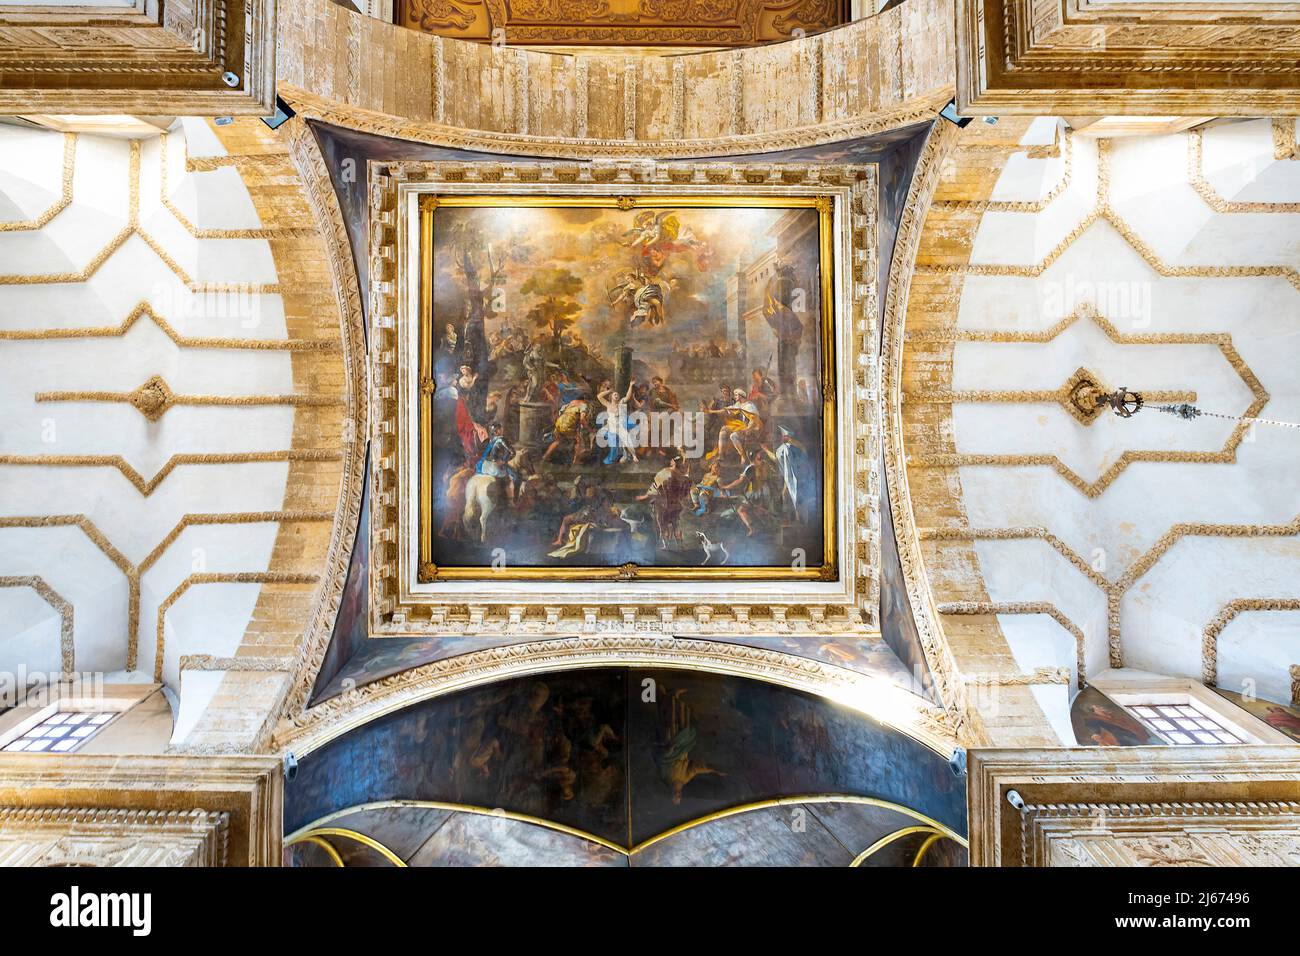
[418,193,836,581]
[368,161,880,638]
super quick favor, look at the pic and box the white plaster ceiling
[945,117,1300,735]
[0,120,297,722]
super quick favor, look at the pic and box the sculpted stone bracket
[969,747,1300,867]
[0,0,277,114]
[367,158,881,640]
[0,754,283,867]
[956,0,1300,115]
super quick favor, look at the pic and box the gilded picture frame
[416,193,838,582]
[368,160,880,639]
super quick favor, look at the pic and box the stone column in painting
[614,345,633,397]
[517,402,552,450]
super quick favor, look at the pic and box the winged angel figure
[606,210,713,329]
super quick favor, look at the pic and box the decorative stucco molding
[0,754,282,867]
[956,0,1300,115]
[969,747,1300,867]
[0,0,277,115]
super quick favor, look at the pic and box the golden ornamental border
[416,192,837,582]
[272,118,372,725]
[879,118,986,747]
[367,159,881,638]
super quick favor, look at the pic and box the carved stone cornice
[0,754,282,867]
[0,0,277,115]
[969,747,1300,867]
[0,807,230,867]
[957,0,1300,115]
[276,0,954,159]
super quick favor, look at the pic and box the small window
[1125,701,1246,746]
[2,710,117,754]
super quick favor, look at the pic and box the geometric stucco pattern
[897,115,1300,736]
[0,118,349,751]
[907,306,1270,497]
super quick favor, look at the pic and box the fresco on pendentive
[426,201,828,571]
[625,670,967,844]
[1213,689,1300,744]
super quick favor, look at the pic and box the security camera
[283,752,299,782]
[948,747,967,777]
[1006,789,1026,811]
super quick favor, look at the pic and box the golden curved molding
[286,827,408,867]
[0,133,73,233]
[1202,598,1300,688]
[287,793,969,862]
[271,635,958,758]
[937,601,1084,687]
[272,118,371,724]
[158,133,320,241]
[879,119,985,746]
[154,572,320,682]
[275,0,953,160]
[0,575,73,672]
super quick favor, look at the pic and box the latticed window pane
[1122,699,1247,746]
[1,711,117,753]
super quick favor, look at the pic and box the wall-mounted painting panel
[419,195,835,581]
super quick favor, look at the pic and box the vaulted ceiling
[896,116,1300,743]
[0,117,350,750]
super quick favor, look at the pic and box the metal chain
[1155,403,1300,430]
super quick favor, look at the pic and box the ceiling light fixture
[1097,390,1300,430]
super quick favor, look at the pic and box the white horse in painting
[462,472,507,543]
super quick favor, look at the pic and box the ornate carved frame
[0,0,277,115]
[968,746,1300,867]
[956,0,1300,115]
[880,119,983,744]
[367,159,881,639]
[0,754,282,866]
[415,192,837,583]
[396,0,848,46]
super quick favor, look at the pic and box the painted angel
[607,270,669,329]
[620,210,713,275]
